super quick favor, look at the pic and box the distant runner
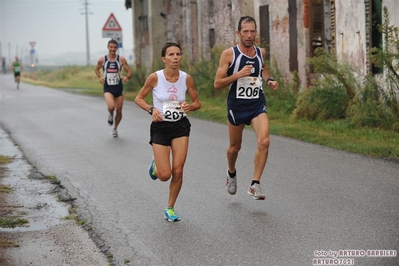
[2,57,6,74]
[12,56,22,89]
[94,39,132,138]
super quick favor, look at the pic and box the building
[125,0,399,88]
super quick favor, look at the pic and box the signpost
[102,13,123,48]
[29,42,36,67]
[102,13,123,51]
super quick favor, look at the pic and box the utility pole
[8,42,11,66]
[82,0,91,66]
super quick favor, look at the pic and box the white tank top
[153,70,188,122]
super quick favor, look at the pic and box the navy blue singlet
[103,55,123,96]
[227,45,266,111]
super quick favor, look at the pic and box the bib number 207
[164,110,184,121]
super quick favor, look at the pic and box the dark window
[371,0,383,73]
[259,5,271,62]
[209,29,215,48]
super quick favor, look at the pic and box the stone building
[125,0,399,88]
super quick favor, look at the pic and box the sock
[251,180,260,186]
[228,170,236,178]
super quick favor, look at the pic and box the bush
[292,75,349,120]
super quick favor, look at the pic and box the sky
[0,0,134,65]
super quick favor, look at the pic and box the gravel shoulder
[0,128,109,266]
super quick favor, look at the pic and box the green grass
[21,66,399,162]
[1,238,19,248]
[0,217,29,228]
[0,185,12,193]
[0,155,13,165]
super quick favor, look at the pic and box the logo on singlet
[167,85,178,93]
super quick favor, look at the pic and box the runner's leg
[227,122,245,174]
[168,136,189,208]
[250,113,270,181]
[113,95,124,129]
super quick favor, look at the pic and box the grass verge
[21,67,399,161]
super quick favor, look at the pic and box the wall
[335,0,367,76]
[130,0,399,87]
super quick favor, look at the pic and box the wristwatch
[148,106,154,115]
[266,77,275,83]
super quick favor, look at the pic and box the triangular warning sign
[102,13,122,31]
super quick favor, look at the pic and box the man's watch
[148,106,154,115]
[266,77,275,83]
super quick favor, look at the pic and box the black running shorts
[149,117,191,146]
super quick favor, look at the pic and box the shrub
[292,75,349,121]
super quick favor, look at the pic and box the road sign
[102,31,122,38]
[114,36,123,48]
[102,13,122,38]
[29,42,36,48]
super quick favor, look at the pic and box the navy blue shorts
[150,117,191,146]
[104,86,123,98]
[228,105,267,126]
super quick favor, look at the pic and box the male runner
[214,16,279,200]
[95,39,132,137]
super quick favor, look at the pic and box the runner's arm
[214,48,254,90]
[94,58,105,83]
[260,48,278,90]
[184,74,201,113]
[121,56,132,82]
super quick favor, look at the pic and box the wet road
[1,75,398,266]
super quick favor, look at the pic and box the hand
[152,108,163,122]
[181,102,189,114]
[123,76,129,82]
[99,77,105,84]
[239,65,254,77]
[268,80,279,90]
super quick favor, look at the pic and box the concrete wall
[335,0,367,75]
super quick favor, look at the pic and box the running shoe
[164,207,180,222]
[108,113,113,126]
[226,171,237,195]
[247,183,265,200]
[111,128,118,138]
[148,159,157,180]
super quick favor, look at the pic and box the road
[0,74,398,266]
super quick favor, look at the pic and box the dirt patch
[0,129,109,265]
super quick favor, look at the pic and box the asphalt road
[0,74,398,266]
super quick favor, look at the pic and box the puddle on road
[0,129,70,232]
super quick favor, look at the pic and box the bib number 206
[237,86,259,99]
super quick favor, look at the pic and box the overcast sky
[0,0,133,61]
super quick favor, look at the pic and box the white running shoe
[112,128,118,138]
[226,171,237,195]
[247,183,265,200]
[108,113,113,126]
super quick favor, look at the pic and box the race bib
[163,101,186,122]
[236,77,262,99]
[14,66,21,72]
[106,73,120,85]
